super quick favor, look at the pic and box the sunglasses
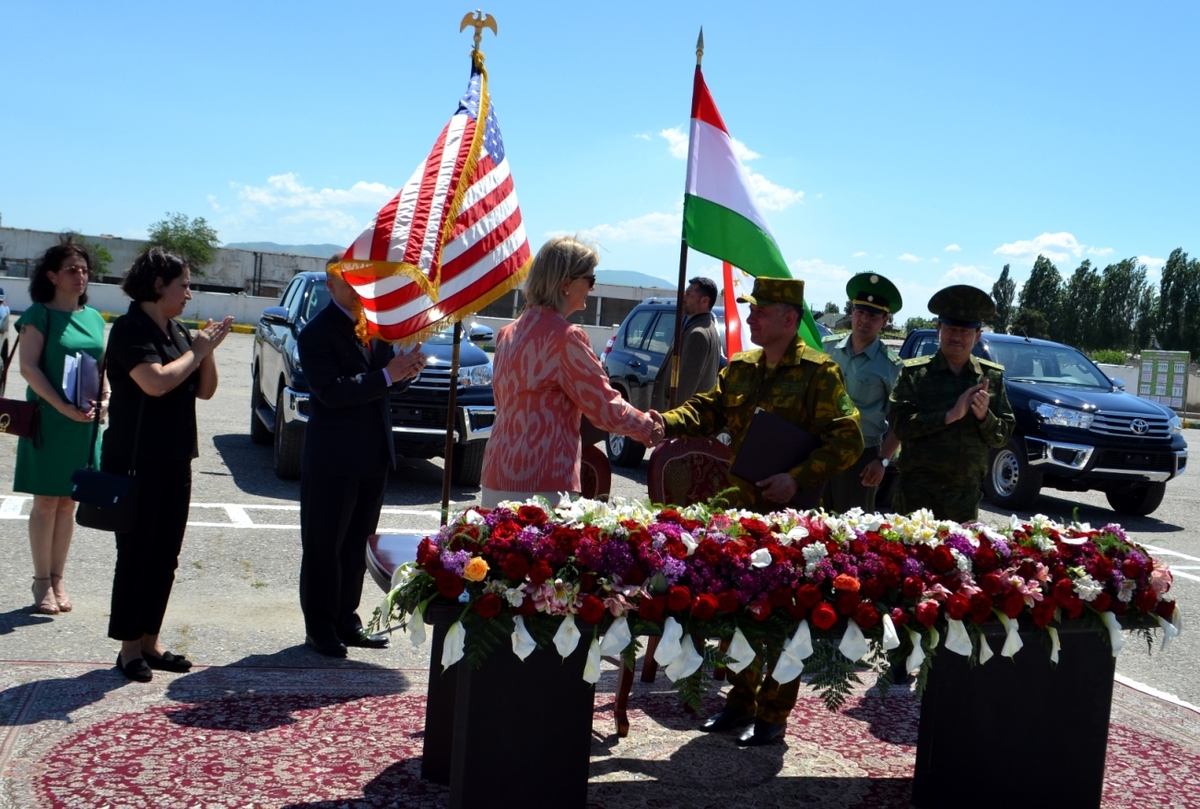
[576,274,596,289]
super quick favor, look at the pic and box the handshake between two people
[647,409,667,446]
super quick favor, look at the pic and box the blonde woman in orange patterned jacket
[480,237,664,508]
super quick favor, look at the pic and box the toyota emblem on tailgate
[1130,418,1149,435]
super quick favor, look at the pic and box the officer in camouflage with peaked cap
[888,284,1015,522]
[655,276,863,746]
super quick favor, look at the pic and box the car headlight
[459,362,493,387]
[1035,403,1094,429]
[1169,415,1183,435]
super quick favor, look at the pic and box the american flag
[336,56,532,344]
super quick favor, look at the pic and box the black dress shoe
[736,718,787,746]
[339,629,389,649]
[700,708,755,733]
[144,650,193,672]
[305,634,348,658]
[116,654,153,683]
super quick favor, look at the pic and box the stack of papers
[62,352,100,409]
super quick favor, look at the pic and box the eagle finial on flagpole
[696,27,704,66]
[460,10,498,57]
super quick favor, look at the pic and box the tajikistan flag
[683,66,823,351]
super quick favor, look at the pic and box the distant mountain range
[224,241,345,258]
[595,269,675,289]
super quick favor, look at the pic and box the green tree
[1060,260,1102,350]
[991,264,1016,334]
[1096,258,1148,352]
[1156,248,1200,355]
[903,316,937,333]
[89,241,114,276]
[1011,308,1050,340]
[1134,285,1158,352]
[146,212,219,273]
[1016,255,1063,340]
[822,301,841,315]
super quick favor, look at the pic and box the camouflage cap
[737,277,805,307]
[928,284,995,328]
[846,272,902,315]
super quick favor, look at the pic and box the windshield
[987,341,1112,388]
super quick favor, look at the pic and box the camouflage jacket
[888,351,1016,486]
[662,333,863,511]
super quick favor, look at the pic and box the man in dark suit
[298,255,426,657]
[651,276,722,411]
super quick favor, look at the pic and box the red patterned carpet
[1,662,1197,808]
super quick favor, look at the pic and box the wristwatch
[878,457,890,468]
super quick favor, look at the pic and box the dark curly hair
[122,246,189,302]
[29,237,93,306]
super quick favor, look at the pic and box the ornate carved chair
[579,444,612,502]
[612,436,732,736]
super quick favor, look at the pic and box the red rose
[945,592,970,621]
[1121,558,1144,579]
[517,505,547,526]
[667,586,692,612]
[890,607,909,627]
[692,593,719,621]
[1091,592,1112,613]
[717,590,741,613]
[1156,599,1176,620]
[474,593,502,619]
[785,602,809,621]
[811,602,838,630]
[1135,589,1158,613]
[980,572,1004,597]
[879,563,902,588]
[637,595,666,624]
[502,554,530,581]
[747,598,772,622]
[1031,599,1056,628]
[514,595,537,616]
[902,576,925,600]
[915,600,940,627]
[854,602,881,629]
[663,538,689,560]
[836,591,860,616]
[657,508,683,523]
[432,569,465,599]
[968,592,995,623]
[416,538,441,566]
[931,545,957,573]
[833,574,861,594]
[862,579,887,602]
[1063,596,1084,620]
[1052,577,1076,607]
[1092,556,1113,580]
[1001,589,1026,619]
[974,544,1000,572]
[796,584,824,609]
[578,595,606,624]
[528,559,554,586]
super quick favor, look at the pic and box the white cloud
[1139,255,1166,270]
[219,172,397,242]
[634,133,652,141]
[930,258,940,264]
[993,232,1084,264]
[790,257,851,281]
[851,251,869,258]
[943,263,993,287]
[660,127,689,159]
[1086,246,1114,257]
[659,128,798,211]
[898,253,920,263]
[944,244,961,252]
[570,211,681,247]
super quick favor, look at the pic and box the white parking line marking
[1141,544,1200,564]
[224,505,254,527]
[0,496,25,518]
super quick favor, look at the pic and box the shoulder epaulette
[902,356,932,368]
[978,358,1005,372]
[729,349,761,364]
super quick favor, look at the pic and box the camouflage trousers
[723,656,802,724]
[894,478,982,524]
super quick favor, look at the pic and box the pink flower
[1150,568,1173,595]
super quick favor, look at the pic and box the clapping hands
[387,349,427,382]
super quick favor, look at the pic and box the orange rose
[462,557,490,582]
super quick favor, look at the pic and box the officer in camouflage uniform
[655,277,862,746]
[889,285,1015,522]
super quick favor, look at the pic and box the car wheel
[451,441,486,486]
[1105,482,1166,516]
[249,368,272,445]
[607,430,645,468]
[273,389,304,480]
[982,438,1043,510]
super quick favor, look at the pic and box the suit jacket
[652,310,721,411]
[297,303,406,477]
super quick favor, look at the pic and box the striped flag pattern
[335,55,532,345]
[684,66,823,351]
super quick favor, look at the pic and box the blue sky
[3,1,1198,319]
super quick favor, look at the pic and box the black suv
[251,272,496,485]
[600,298,726,466]
[898,330,1188,516]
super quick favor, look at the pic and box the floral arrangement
[371,498,1182,710]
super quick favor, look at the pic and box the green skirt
[13,403,101,497]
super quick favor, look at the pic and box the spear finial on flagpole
[696,27,704,66]
[460,10,498,58]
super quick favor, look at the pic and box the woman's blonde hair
[523,236,599,313]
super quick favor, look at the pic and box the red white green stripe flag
[684,66,823,350]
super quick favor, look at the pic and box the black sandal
[143,650,193,672]
[117,654,153,683]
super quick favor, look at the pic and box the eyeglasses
[57,266,90,276]
[577,275,596,289]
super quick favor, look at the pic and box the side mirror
[1110,377,1126,391]
[261,306,291,326]
[467,323,494,344]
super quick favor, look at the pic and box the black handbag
[73,353,143,533]
[0,333,44,445]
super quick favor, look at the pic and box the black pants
[299,466,388,638]
[824,445,879,514]
[108,463,192,642]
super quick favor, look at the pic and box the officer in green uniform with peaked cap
[826,273,904,513]
[654,276,863,747]
[888,284,1015,522]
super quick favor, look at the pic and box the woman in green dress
[15,239,108,615]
